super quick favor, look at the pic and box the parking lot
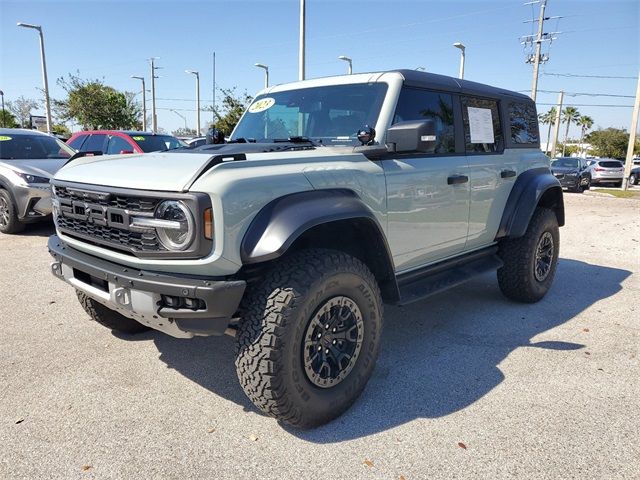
[1,192,638,479]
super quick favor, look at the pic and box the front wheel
[497,207,560,303]
[235,249,383,428]
[629,174,637,186]
[0,189,25,234]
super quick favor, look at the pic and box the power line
[542,72,637,79]
[536,103,633,108]
[524,89,635,98]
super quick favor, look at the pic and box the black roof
[392,69,532,102]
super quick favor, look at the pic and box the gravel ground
[1,193,638,480]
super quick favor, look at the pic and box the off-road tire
[497,207,559,303]
[235,248,383,428]
[0,189,25,234]
[76,290,151,334]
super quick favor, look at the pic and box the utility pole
[550,90,563,158]
[530,0,547,101]
[0,90,5,127]
[212,52,216,127]
[150,58,160,133]
[623,71,640,190]
[299,0,305,81]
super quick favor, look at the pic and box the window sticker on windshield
[132,136,145,141]
[468,107,494,144]
[0,136,12,141]
[248,98,275,113]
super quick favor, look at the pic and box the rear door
[382,87,470,272]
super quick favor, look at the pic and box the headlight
[154,200,194,251]
[16,172,50,184]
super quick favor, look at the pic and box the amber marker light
[204,208,213,240]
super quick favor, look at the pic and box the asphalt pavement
[0,193,638,479]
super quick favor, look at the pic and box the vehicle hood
[0,158,67,178]
[53,143,351,192]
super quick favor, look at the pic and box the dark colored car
[629,166,640,186]
[550,157,591,193]
[67,130,185,155]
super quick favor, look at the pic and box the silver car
[588,159,624,187]
[0,128,75,233]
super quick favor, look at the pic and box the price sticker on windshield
[132,136,145,141]
[248,97,275,113]
[0,135,12,141]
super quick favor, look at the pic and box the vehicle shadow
[150,258,630,441]
[21,222,55,237]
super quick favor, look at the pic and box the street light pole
[254,63,269,88]
[17,22,52,133]
[453,42,466,80]
[338,56,352,74]
[0,90,5,127]
[130,76,146,131]
[185,70,200,134]
[550,91,564,158]
[170,109,188,130]
[299,0,305,81]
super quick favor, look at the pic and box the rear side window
[392,88,456,154]
[461,96,503,153]
[68,135,87,150]
[508,102,539,145]
[599,161,623,168]
[82,134,107,152]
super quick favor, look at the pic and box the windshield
[551,158,579,168]
[231,83,388,145]
[130,134,186,152]
[0,133,74,160]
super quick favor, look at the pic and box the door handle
[447,175,469,185]
[501,169,517,178]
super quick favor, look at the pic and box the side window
[392,88,456,154]
[106,136,133,154]
[81,134,107,153]
[508,101,539,145]
[68,135,87,150]
[461,96,503,153]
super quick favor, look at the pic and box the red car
[67,130,185,155]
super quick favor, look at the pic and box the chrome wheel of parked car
[303,296,364,388]
[534,231,554,282]
[630,174,637,186]
[0,195,9,228]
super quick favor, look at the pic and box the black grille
[53,185,165,254]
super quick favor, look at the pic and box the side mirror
[386,120,437,154]
[119,150,134,154]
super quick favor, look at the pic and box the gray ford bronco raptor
[48,70,563,428]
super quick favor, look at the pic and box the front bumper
[48,235,246,338]
[553,174,580,189]
[15,183,53,222]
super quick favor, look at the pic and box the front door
[383,87,470,272]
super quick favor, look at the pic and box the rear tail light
[594,167,605,172]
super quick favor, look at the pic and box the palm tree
[538,107,557,154]
[576,115,594,156]
[561,106,580,156]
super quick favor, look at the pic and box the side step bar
[396,246,503,305]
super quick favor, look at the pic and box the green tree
[172,127,198,137]
[561,106,580,156]
[52,123,71,138]
[206,88,253,136]
[54,74,141,130]
[585,128,639,159]
[576,115,594,156]
[6,96,40,128]
[538,107,557,153]
[0,109,19,128]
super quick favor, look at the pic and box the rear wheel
[235,249,383,428]
[76,290,150,334]
[497,207,559,303]
[0,189,25,234]
[629,174,637,186]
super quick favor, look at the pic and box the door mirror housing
[386,120,437,154]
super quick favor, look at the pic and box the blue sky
[1,0,638,139]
